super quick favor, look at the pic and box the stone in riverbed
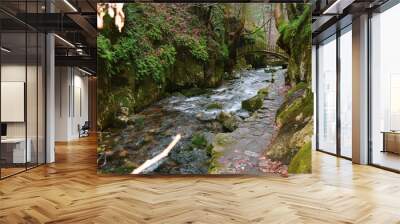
[196,112,216,121]
[216,111,240,132]
[242,94,264,112]
[206,102,223,110]
[241,87,269,112]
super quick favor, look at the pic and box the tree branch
[131,134,182,174]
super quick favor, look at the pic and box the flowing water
[100,67,287,174]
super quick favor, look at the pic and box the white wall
[55,67,89,141]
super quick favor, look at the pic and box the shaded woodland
[97,3,312,175]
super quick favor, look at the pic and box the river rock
[241,87,269,113]
[206,102,223,110]
[241,94,264,112]
[196,112,216,121]
[217,111,240,132]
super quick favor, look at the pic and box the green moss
[286,82,307,99]
[276,5,312,84]
[241,88,268,112]
[217,112,239,132]
[175,35,209,62]
[257,87,269,96]
[208,147,223,174]
[206,102,223,110]
[277,90,313,127]
[288,141,311,173]
[191,133,208,148]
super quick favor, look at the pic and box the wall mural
[97,3,312,176]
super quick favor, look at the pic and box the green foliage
[98,4,272,131]
[175,35,209,61]
[191,133,208,148]
[136,55,165,83]
[277,5,312,84]
[288,141,311,173]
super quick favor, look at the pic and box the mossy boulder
[206,102,223,110]
[257,87,269,96]
[266,83,313,167]
[241,87,268,112]
[216,111,240,132]
[288,141,311,173]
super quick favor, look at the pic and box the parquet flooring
[0,136,400,224]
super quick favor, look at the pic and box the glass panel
[318,35,337,154]
[340,27,352,158]
[1,30,27,177]
[38,32,45,165]
[26,0,42,169]
[27,31,38,169]
[371,4,400,171]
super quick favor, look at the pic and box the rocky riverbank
[98,67,288,175]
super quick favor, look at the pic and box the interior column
[352,14,369,164]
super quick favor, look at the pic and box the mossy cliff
[266,83,313,173]
[98,4,267,130]
[264,4,312,174]
[274,4,311,86]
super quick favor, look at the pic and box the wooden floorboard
[0,136,400,224]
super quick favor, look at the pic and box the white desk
[1,138,31,163]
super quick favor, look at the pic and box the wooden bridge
[238,45,289,61]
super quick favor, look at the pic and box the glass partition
[0,1,46,179]
[1,31,28,177]
[317,35,337,154]
[339,26,352,158]
[370,4,400,171]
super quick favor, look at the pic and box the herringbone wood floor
[0,136,400,224]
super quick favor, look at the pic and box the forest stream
[100,67,288,175]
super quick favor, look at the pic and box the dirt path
[214,70,288,175]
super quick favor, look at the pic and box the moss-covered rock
[266,84,313,168]
[241,87,268,112]
[288,141,311,173]
[216,111,239,132]
[206,102,223,110]
[257,87,269,96]
[276,86,312,128]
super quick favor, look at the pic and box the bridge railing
[265,45,288,57]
